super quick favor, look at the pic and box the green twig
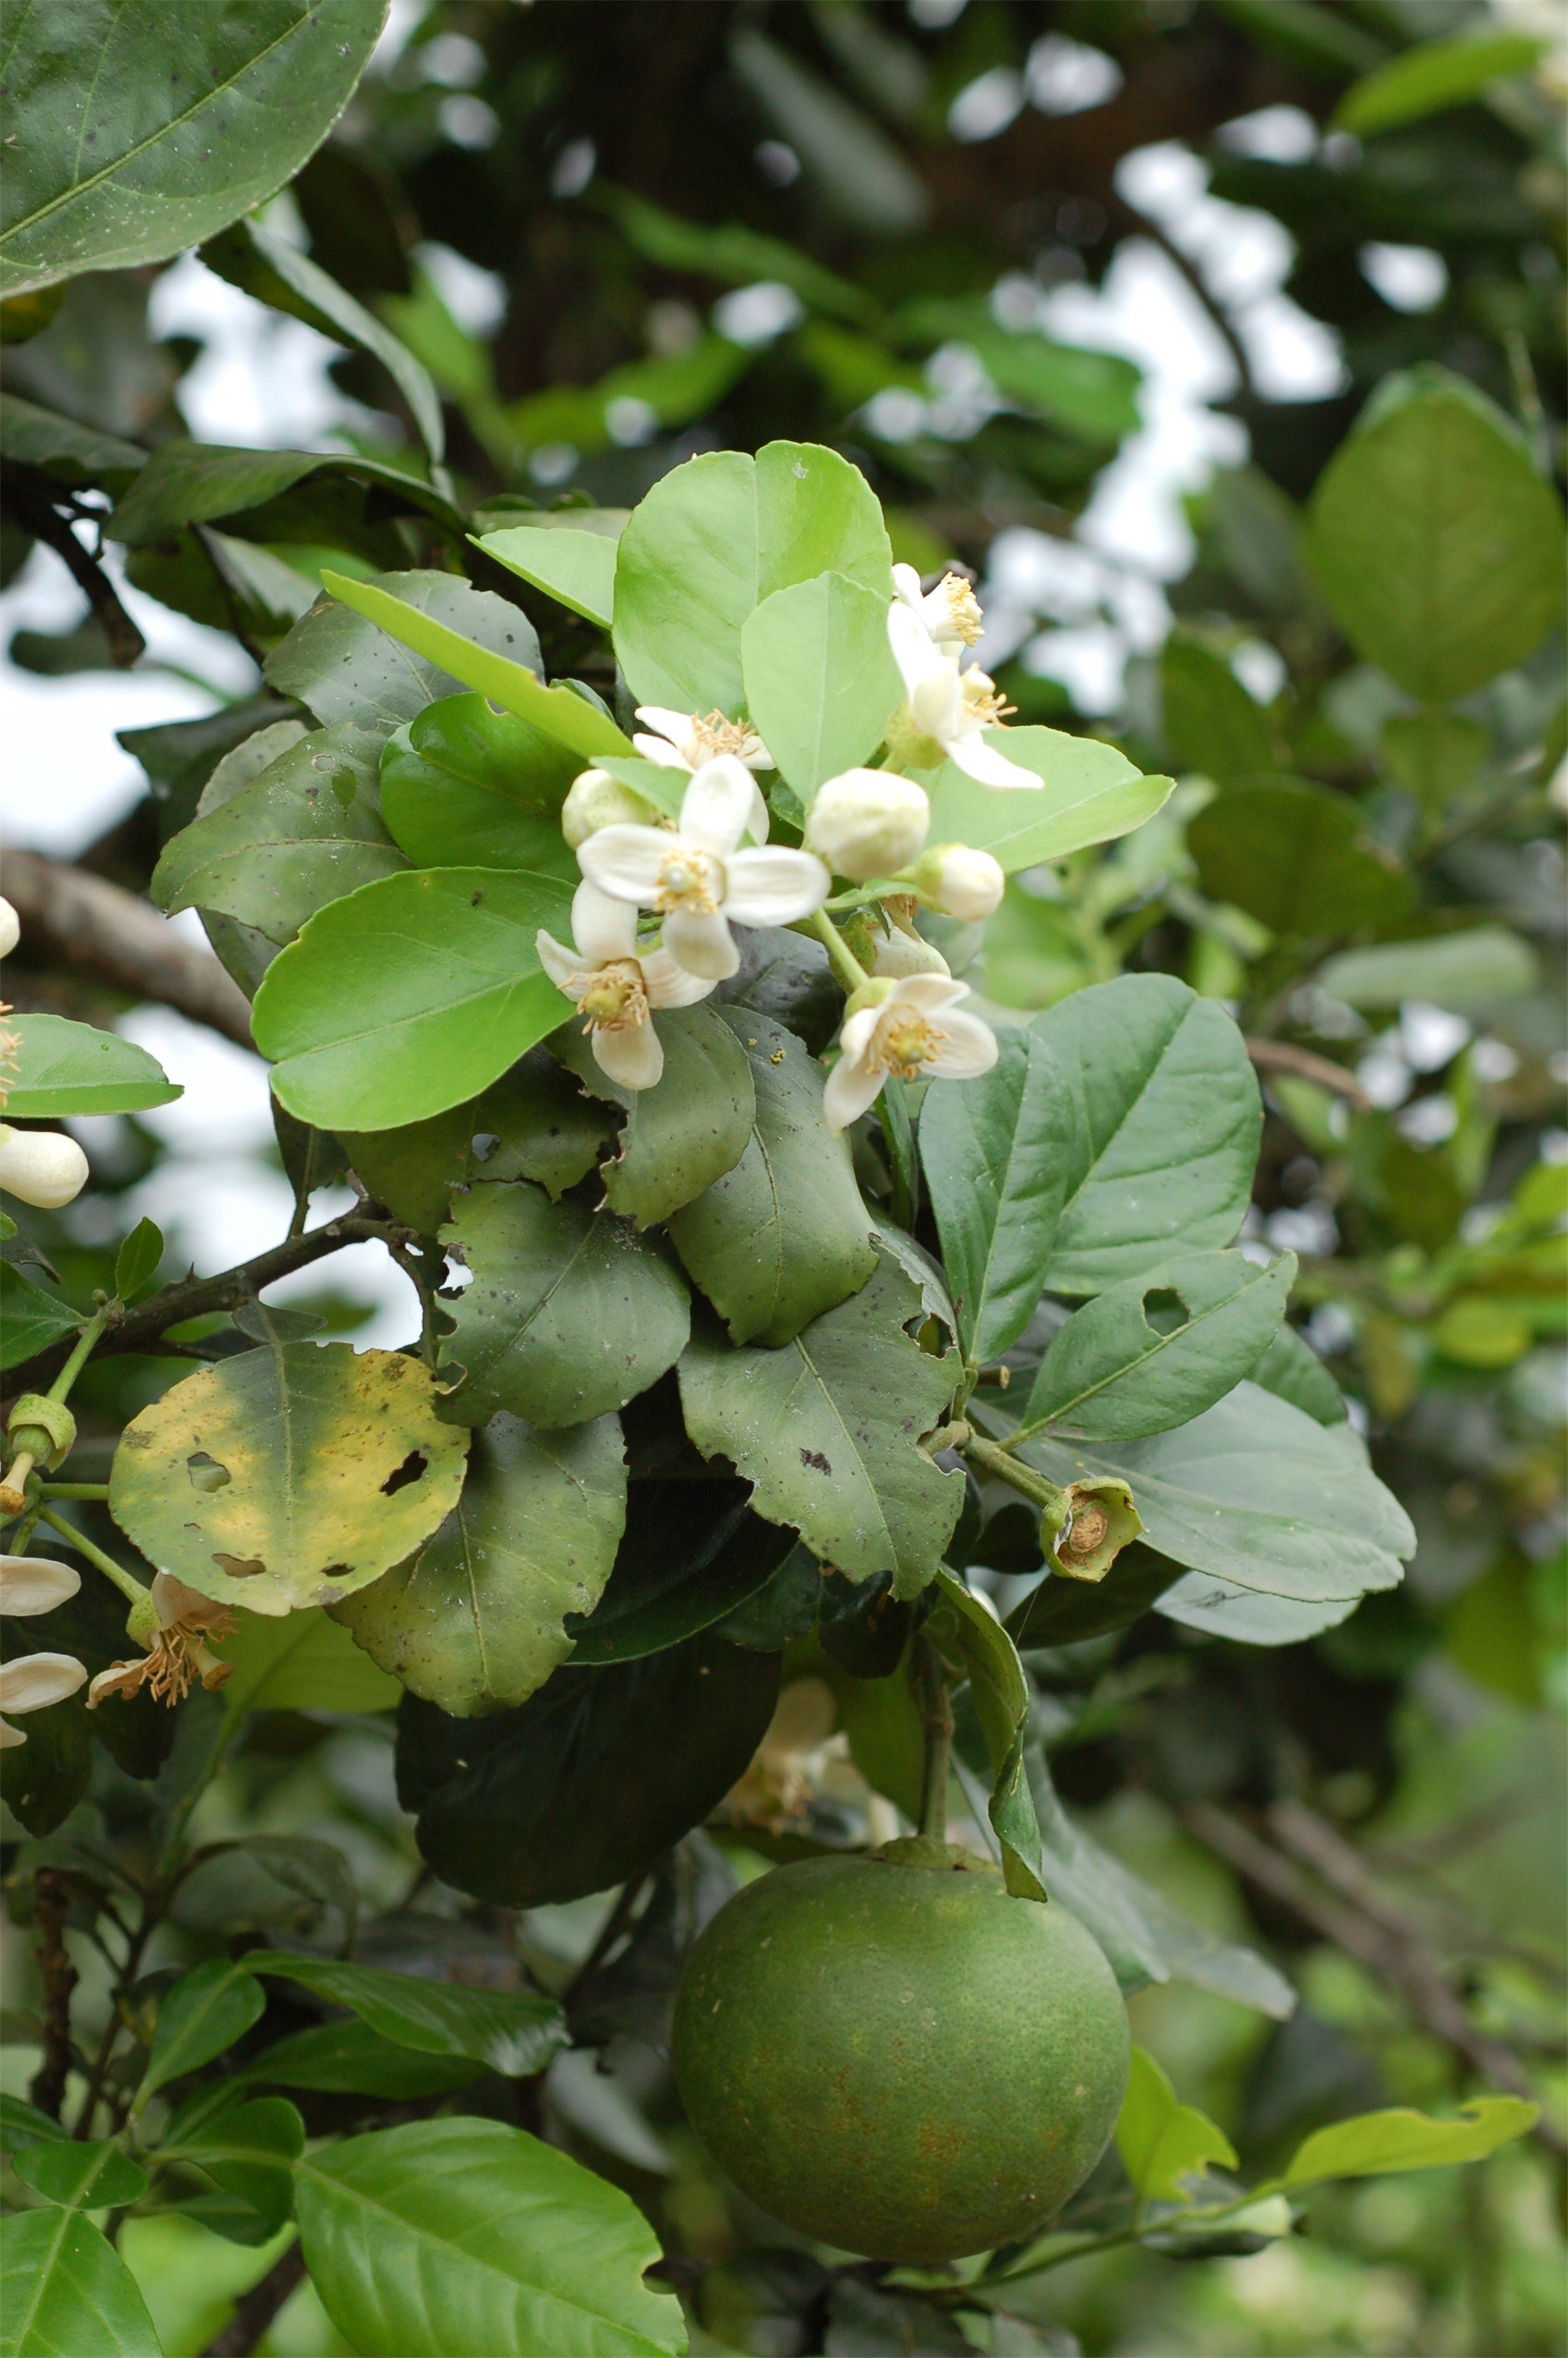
[38,1481,111,1502]
[36,1507,149,1611]
[804,907,870,994]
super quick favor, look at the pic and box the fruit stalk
[912,1636,954,1846]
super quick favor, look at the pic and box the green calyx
[6,1394,78,1470]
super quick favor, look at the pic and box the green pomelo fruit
[671,1850,1129,2263]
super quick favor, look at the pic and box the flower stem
[804,907,870,994]
[38,1482,110,1502]
[36,1506,150,1611]
[961,1431,1068,1522]
[47,1303,113,1404]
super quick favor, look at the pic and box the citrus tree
[0,7,1561,2357]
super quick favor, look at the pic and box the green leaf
[1380,712,1488,817]
[0,0,385,297]
[1284,2098,1539,2188]
[217,1605,403,1714]
[342,1052,616,1232]
[565,1481,795,1665]
[678,1251,962,1596]
[333,1411,627,1715]
[598,183,880,327]
[922,732,1172,874]
[109,1341,468,1616]
[1305,370,1567,704]
[0,2211,161,2358]
[1017,1250,1295,1443]
[1017,1380,1415,1606]
[927,1569,1045,1901]
[0,391,146,490]
[152,721,405,945]
[899,300,1142,443]
[477,523,619,629]
[295,2118,687,2358]
[1030,975,1261,1297]
[379,693,582,878]
[264,569,539,732]
[0,2099,68,2157]
[1153,1568,1360,1646]
[437,1181,690,1429]
[1334,30,1547,135]
[554,1004,757,1229]
[246,1954,567,2078]
[10,2139,147,2212]
[314,570,631,758]
[241,2019,482,2099]
[1188,781,1411,937]
[113,1218,164,1304]
[613,440,892,715]
[0,1261,81,1372]
[1161,636,1275,787]
[1005,1544,1180,1648]
[252,866,576,1129]
[919,1026,1071,1363]
[1115,2047,1237,2201]
[1,1013,178,1117]
[109,443,458,549]
[161,2094,304,2233]
[667,1011,876,1346]
[1248,1321,1347,1427]
[135,1959,265,2110]
[203,215,445,464]
[400,1633,780,1907]
[739,570,902,799]
[1316,926,1539,1012]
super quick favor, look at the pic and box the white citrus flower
[0,898,18,959]
[873,929,950,980]
[824,974,998,1133]
[0,1556,80,1616]
[806,768,929,882]
[578,756,831,982]
[561,768,661,849]
[632,707,771,845]
[0,1124,89,1209]
[892,563,984,656]
[887,600,1040,792]
[538,880,714,1090]
[0,1654,87,1748]
[88,1571,233,1710]
[920,843,1005,920]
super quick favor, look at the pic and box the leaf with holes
[332,1411,627,1715]
[437,1182,690,1429]
[108,1342,468,1615]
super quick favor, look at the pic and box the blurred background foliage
[1,3,1563,2354]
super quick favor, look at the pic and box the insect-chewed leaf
[108,1343,468,1615]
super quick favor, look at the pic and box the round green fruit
[671,1850,1129,2263]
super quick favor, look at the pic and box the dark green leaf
[1161,637,1275,787]
[0,2212,160,2358]
[113,1217,164,1304]
[1248,1322,1347,1426]
[1006,1544,1181,1647]
[0,391,145,489]
[10,2139,147,2212]
[172,1833,358,1951]
[2,1014,178,1117]
[401,1633,781,1907]
[264,570,543,733]
[342,1052,615,1232]
[0,1261,81,1372]
[160,2094,304,2233]
[109,443,457,548]
[379,693,580,878]
[1188,781,1411,937]
[928,1569,1045,1901]
[555,1003,757,1229]
[565,1481,796,1664]
[1154,1568,1361,1646]
[241,2019,482,2099]
[134,1959,265,2111]
[246,1954,566,2078]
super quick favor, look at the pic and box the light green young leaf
[252,867,576,1130]
[134,1959,265,2110]
[740,569,903,798]
[0,1014,179,1117]
[921,732,1171,875]
[1334,30,1547,135]
[379,694,581,878]
[667,1011,876,1346]
[316,570,631,758]
[246,1955,567,2079]
[332,1410,627,1716]
[1116,2046,1237,2202]
[113,1218,164,1305]
[679,1251,962,1596]
[1017,1250,1295,1443]
[437,1182,690,1429]
[295,2118,686,2358]
[553,1004,757,1228]
[919,1026,1071,1364]
[0,0,386,297]
[927,1568,1045,1901]
[0,2211,161,2358]
[1284,2098,1539,2188]
[613,440,892,714]
[477,523,619,628]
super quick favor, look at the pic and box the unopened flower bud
[806,769,929,883]
[913,843,1005,921]
[561,768,659,850]
[0,898,17,959]
[0,1124,89,1210]
[874,929,950,980]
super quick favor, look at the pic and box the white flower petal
[0,1558,80,1616]
[680,756,754,856]
[640,949,717,1009]
[722,847,831,927]
[576,824,674,905]
[740,738,773,775]
[744,776,771,848]
[634,706,696,754]
[594,1016,664,1091]
[0,1652,86,1714]
[947,731,1041,791]
[838,1005,884,1061]
[887,596,947,694]
[663,906,739,980]
[0,1719,24,1748]
[910,667,965,744]
[892,562,924,610]
[930,1009,999,1080]
[893,974,971,1017]
[631,732,692,771]
[824,1052,887,1134]
[572,880,638,963]
[536,930,582,992]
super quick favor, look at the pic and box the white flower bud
[874,930,950,980]
[805,769,930,883]
[562,768,659,850]
[0,1125,89,1210]
[919,844,1005,922]
[0,898,17,959]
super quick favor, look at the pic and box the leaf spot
[800,1448,832,1475]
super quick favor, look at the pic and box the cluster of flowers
[0,895,90,1210]
[538,567,1038,1131]
[0,1558,233,1749]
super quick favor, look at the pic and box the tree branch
[1,473,146,669]
[199,2242,307,2358]
[2,850,253,1048]
[1246,1037,1370,1111]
